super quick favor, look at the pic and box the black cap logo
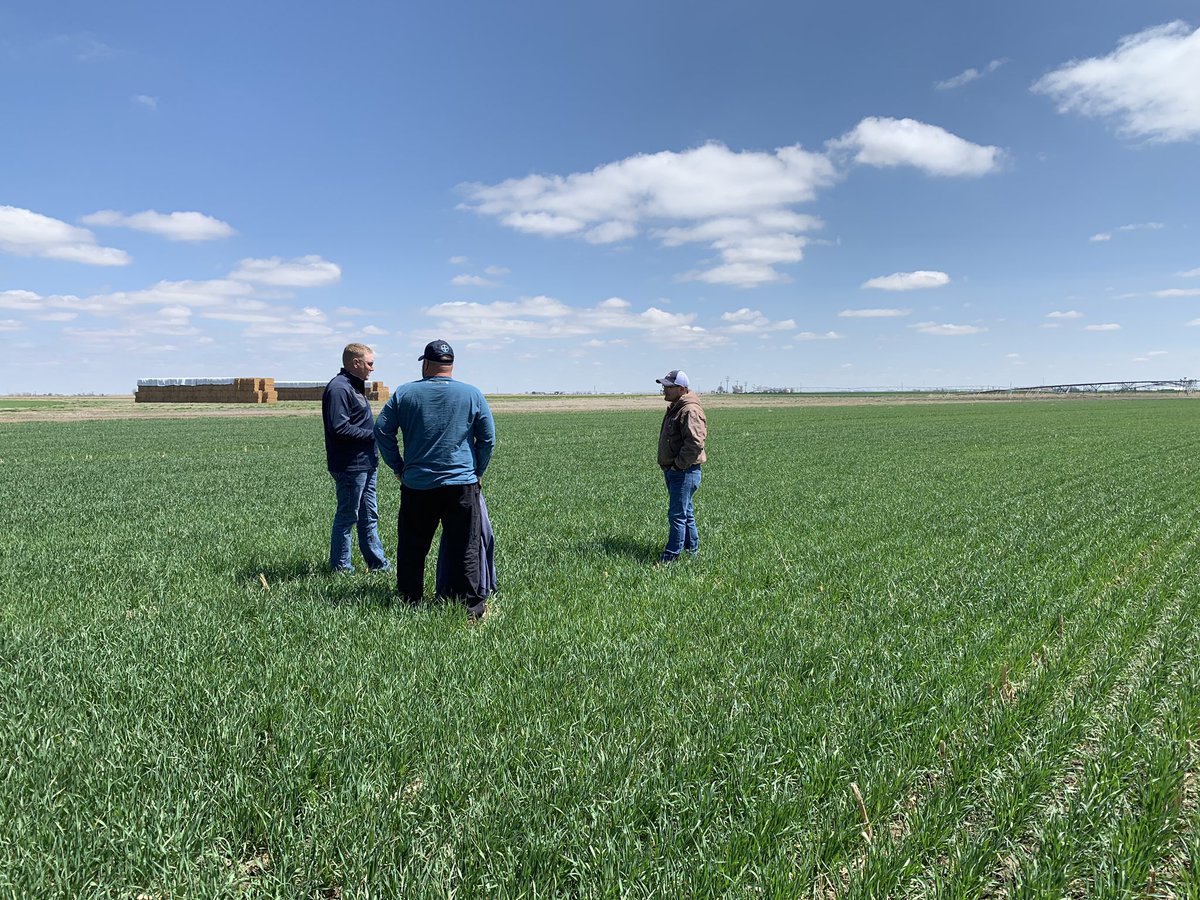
[419,340,454,362]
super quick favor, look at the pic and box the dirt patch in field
[0,391,1193,423]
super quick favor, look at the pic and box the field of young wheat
[1,398,1197,897]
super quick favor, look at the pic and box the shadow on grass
[597,535,660,563]
[321,575,396,609]
[239,558,326,584]
[238,558,395,608]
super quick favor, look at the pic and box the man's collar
[340,367,366,390]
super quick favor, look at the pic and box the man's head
[419,339,455,377]
[342,342,375,380]
[656,369,690,402]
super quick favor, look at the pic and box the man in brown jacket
[656,369,707,562]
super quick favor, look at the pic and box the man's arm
[471,395,496,479]
[326,385,375,442]
[674,408,707,469]
[373,399,405,476]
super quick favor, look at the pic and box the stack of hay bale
[275,381,326,401]
[134,377,278,404]
[275,381,391,402]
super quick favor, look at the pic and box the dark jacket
[322,369,378,473]
[658,392,707,470]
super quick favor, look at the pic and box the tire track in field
[815,519,1178,898]
[979,536,1200,897]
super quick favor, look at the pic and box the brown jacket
[658,392,707,470]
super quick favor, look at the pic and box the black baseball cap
[418,339,454,362]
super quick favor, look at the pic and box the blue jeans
[662,465,701,560]
[329,469,390,572]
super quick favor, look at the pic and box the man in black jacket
[322,343,391,573]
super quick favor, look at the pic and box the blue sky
[2,1,1198,394]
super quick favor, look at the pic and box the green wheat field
[1,398,1198,897]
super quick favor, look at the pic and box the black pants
[397,482,484,614]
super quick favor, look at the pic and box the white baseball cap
[656,369,689,388]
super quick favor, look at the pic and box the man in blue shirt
[374,340,495,618]
[322,343,390,574]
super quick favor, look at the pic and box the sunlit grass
[0,400,1197,895]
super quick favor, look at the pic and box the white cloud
[133,94,158,111]
[451,274,496,287]
[461,141,838,287]
[719,307,798,334]
[838,308,912,318]
[0,289,44,311]
[0,319,23,332]
[431,296,573,321]
[1085,323,1122,331]
[863,270,950,291]
[585,221,638,244]
[231,255,341,287]
[484,265,510,276]
[48,33,116,63]
[680,261,789,287]
[1046,309,1083,319]
[82,209,235,241]
[935,58,1008,90]
[449,256,469,265]
[1188,318,1200,326]
[795,331,843,341]
[1095,222,1166,242]
[243,317,335,338]
[424,295,729,349]
[0,205,131,266]
[1178,267,1200,277]
[1148,349,1168,356]
[912,321,986,335]
[1153,288,1200,297]
[361,325,388,335]
[503,212,585,235]
[92,279,252,310]
[1,277,351,354]
[202,310,280,323]
[1033,21,1200,142]
[828,117,1004,176]
[936,68,983,91]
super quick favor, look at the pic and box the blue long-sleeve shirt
[373,376,495,489]
[322,369,378,473]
